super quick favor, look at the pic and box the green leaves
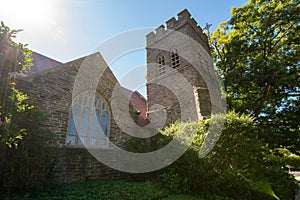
[0,114,26,148]
[0,83,33,148]
[209,2,300,198]
[211,0,300,154]
[0,21,33,148]
[155,111,298,199]
[246,178,280,200]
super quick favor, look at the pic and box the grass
[5,179,237,200]
[163,194,205,200]
[5,179,204,200]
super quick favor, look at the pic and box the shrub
[160,168,189,194]
[125,111,299,199]
[0,108,56,195]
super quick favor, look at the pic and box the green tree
[0,22,55,195]
[0,21,33,148]
[211,0,300,153]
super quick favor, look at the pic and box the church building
[16,9,213,182]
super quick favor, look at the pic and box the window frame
[66,91,110,148]
[157,55,166,75]
[170,49,180,68]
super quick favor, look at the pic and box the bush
[160,168,189,194]
[0,108,56,195]
[125,111,299,200]
[170,112,298,199]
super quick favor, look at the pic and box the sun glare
[0,0,59,29]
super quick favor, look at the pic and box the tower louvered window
[157,55,166,75]
[171,49,180,68]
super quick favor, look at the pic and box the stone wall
[51,147,121,182]
[11,9,216,182]
[146,9,213,124]
[16,53,138,182]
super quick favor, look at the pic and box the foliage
[0,21,32,74]
[0,21,55,194]
[160,168,189,194]
[0,21,33,148]
[0,84,33,148]
[165,195,235,200]
[163,194,205,200]
[126,112,299,199]
[3,178,241,200]
[6,180,169,200]
[0,108,56,194]
[210,0,300,153]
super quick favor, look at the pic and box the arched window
[157,55,166,75]
[171,49,180,68]
[100,111,109,146]
[66,91,110,147]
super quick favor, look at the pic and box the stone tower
[146,9,213,125]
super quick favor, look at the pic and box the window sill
[64,144,111,150]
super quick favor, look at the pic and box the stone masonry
[10,9,215,183]
[146,9,213,124]
[17,53,138,182]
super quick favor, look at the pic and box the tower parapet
[146,9,214,124]
[146,9,210,53]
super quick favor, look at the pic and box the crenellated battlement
[146,8,214,125]
[146,9,209,51]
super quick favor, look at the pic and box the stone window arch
[66,91,110,147]
[170,49,180,68]
[157,54,166,75]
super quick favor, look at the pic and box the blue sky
[0,0,248,94]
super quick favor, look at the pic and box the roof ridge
[20,52,101,80]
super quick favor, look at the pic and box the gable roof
[20,53,93,81]
[25,51,63,76]
[20,51,149,126]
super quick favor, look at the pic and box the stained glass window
[66,92,110,147]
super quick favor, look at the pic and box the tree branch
[270,22,297,51]
[254,83,271,118]
[212,42,224,62]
